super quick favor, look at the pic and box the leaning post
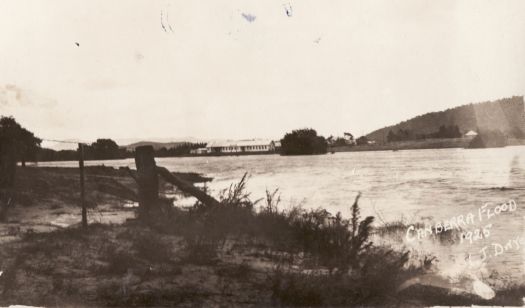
[78,143,87,228]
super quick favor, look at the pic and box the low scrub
[152,174,428,306]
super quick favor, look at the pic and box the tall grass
[165,173,383,272]
[149,174,425,305]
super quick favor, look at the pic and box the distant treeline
[387,125,462,142]
[37,139,207,162]
[153,143,206,157]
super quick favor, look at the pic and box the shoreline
[34,138,525,163]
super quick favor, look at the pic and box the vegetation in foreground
[0,168,524,306]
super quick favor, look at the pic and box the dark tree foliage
[387,125,462,142]
[87,139,121,160]
[37,141,207,161]
[387,129,414,142]
[428,125,462,139]
[154,143,206,157]
[333,137,347,146]
[326,136,347,147]
[0,116,42,166]
[355,136,369,145]
[280,128,327,155]
[37,148,78,162]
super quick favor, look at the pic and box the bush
[280,128,328,155]
[271,246,413,307]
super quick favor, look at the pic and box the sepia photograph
[1,0,524,306]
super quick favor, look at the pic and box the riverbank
[0,167,524,306]
[331,137,525,152]
[331,137,470,152]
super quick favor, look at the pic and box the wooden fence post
[0,141,16,189]
[134,145,159,221]
[0,141,16,221]
[78,143,87,228]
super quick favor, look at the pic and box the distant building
[190,147,208,155]
[206,139,276,154]
[273,140,281,152]
[465,130,478,138]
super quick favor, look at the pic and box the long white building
[206,139,276,154]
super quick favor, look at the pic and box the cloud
[0,84,24,106]
[0,84,56,108]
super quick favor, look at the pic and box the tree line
[38,140,207,161]
[0,116,208,164]
[387,125,462,142]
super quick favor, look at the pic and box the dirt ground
[0,167,278,307]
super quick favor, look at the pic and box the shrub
[280,128,328,155]
[271,246,413,307]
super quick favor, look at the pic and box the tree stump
[134,145,159,221]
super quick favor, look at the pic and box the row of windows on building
[222,145,268,151]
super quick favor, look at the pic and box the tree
[280,128,328,155]
[387,130,396,142]
[356,136,369,145]
[0,116,42,168]
[0,117,41,220]
[89,138,121,160]
[333,137,347,147]
[431,125,461,139]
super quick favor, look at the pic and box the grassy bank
[0,167,524,306]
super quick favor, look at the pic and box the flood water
[37,146,525,283]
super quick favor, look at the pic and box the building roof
[465,130,478,136]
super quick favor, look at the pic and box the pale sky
[1,0,524,146]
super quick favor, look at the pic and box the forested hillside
[367,96,525,143]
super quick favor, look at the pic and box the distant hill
[366,96,525,143]
[124,141,191,151]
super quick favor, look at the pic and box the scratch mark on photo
[160,10,167,32]
[241,13,256,23]
[283,3,293,17]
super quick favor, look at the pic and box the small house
[465,130,478,138]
